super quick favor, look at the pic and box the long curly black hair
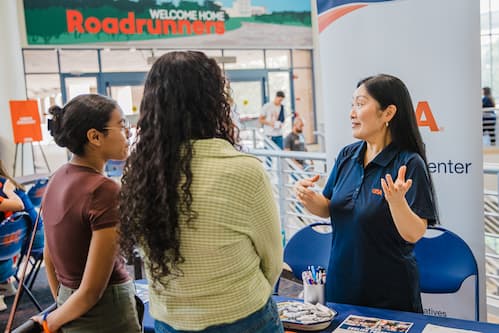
[119,51,236,286]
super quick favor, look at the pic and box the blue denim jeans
[270,136,283,149]
[154,297,284,333]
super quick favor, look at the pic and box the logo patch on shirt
[372,188,382,196]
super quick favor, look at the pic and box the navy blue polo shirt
[323,141,436,313]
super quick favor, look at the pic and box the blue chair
[414,226,479,321]
[105,160,125,178]
[0,212,29,282]
[26,178,49,208]
[276,222,332,293]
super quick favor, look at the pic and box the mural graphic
[23,0,312,47]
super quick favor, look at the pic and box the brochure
[333,314,413,333]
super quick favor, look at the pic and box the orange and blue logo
[318,0,398,32]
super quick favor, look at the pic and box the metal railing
[241,127,329,242]
[483,108,498,146]
[483,163,499,316]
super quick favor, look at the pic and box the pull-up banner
[23,0,312,48]
[316,0,483,320]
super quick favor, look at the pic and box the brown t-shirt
[42,164,129,289]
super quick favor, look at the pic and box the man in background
[284,117,312,169]
[259,91,285,149]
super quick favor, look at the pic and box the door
[100,72,147,126]
[60,73,99,103]
[225,70,267,128]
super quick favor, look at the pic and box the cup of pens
[302,265,326,305]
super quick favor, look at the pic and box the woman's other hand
[295,175,330,218]
[381,165,412,206]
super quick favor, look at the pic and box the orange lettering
[205,21,216,34]
[136,19,148,34]
[177,20,192,34]
[162,20,177,34]
[146,20,162,35]
[415,101,439,132]
[215,21,225,34]
[102,18,118,34]
[119,12,136,34]
[192,21,205,35]
[85,17,102,34]
[66,9,84,33]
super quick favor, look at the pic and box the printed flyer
[334,315,413,333]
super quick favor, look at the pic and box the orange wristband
[42,312,52,333]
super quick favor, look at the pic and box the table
[140,294,499,333]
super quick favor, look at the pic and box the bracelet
[42,312,52,333]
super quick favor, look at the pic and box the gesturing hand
[380,165,412,205]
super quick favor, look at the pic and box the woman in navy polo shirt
[296,74,438,313]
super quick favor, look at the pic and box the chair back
[27,178,49,207]
[105,160,125,178]
[414,226,479,321]
[0,212,29,281]
[284,222,332,281]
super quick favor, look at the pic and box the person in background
[120,51,283,333]
[33,94,140,332]
[482,86,496,146]
[0,164,24,312]
[295,74,438,313]
[259,91,286,149]
[284,117,312,169]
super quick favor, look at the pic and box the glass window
[481,0,491,35]
[223,50,264,69]
[230,81,263,119]
[490,0,499,34]
[25,74,61,99]
[292,50,312,68]
[482,35,493,89]
[63,76,98,100]
[265,50,290,69]
[24,50,58,73]
[293,68,315,144]
[60,50,99,73]
[101,49,153,72]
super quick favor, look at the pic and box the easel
[12,140,51,177]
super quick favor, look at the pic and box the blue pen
[311,265,317,283]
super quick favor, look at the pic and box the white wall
[0,0,29,174]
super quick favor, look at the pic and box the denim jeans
[154,297,284,333]
[270,136,283,149]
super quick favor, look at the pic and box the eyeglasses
[103,118,131,136]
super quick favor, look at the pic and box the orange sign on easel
[9,100,42,144]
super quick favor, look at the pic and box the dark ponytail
[48,105,67,148]
[48,94,118,156]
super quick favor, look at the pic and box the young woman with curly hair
[119,51,284,333]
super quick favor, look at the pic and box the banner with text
[23,0,312,48]
[9,100,42,144]
[316,0,483,319]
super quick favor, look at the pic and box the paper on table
[422,323,481,333]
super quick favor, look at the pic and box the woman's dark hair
[358,74,439,224]
[119,51,235,286]
[48,94,118,156]
[0,160,23,190]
